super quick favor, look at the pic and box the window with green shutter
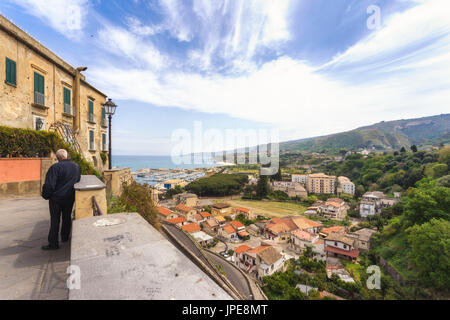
[101,107,106,126]
[89,130,95,150]
[5,58,17,86]
[88,100,94,122]
[102,133,107,151]
[33,72,45,105]
[63,88,71,114]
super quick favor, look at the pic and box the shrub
[111,181,160,230]
[0,125,101,178]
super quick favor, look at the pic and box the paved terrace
[0,197,70,300]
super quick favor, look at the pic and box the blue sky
[1,0,449,155]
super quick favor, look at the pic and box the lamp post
[103,98,117,170]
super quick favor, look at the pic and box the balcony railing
[34,91,45,106]
[64,103,73,115]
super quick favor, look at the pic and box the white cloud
[8,0,89,39]
[97,25,169,70]
[89,0,450,143]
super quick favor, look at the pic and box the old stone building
[0,15,109,171]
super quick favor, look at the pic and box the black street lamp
[103,98,117,170]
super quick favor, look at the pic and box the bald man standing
[41,149,81,250]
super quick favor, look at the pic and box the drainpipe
[73,67,87,133]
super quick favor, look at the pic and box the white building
[337,176,355,196]
[291,174,307,185]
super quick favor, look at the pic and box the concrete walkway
[0,197,70,300]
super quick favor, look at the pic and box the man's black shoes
[41,244,59,251]
[61,238,69,243]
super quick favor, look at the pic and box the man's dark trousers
[48,199,74,247]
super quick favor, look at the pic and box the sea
[112,155,220,172]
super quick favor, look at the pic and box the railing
[92,196,104,216]
[34,91,45,106]
[64,103,73,115]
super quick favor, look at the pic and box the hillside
[281,114,450,153]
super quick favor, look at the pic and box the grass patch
[222,199,307,218]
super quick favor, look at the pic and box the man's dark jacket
[42,159,81,203]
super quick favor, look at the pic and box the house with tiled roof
[175,204,197,221]
[319,198,348,220]
[232,207,255,220]
[182,222,201,234]
[211,203,231,216]
[324,233,359,261]
[319,225,346,238]
[214,215,227,226]
[290,229,319,253]
[219,223,238,241]
[174,192,199,207]
[233,244,252,269]
[192,213,206,224]
[347,228,377,252]
[291,216,322,233]
[238,244,284,280]
[167,216,188,226]
[202,218,219,234]
[157,207,178,220]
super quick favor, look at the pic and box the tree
[410,145,418,153]
[407,219,450,290]
[256,175,270,198]
[400,147,406,153]
[431,163,448,178]
[403,185,450,225]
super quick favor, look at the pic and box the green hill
[281,114,450,153]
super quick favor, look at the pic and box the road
[204,251,253,300]
[161,222,255,299]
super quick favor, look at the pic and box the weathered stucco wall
[0,15,108,173]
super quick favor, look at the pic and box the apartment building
[306,173,336,194]
[291,174,307,185]
[0,15,109,171]
[337,176,355,195]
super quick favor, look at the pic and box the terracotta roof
[321,226,345,235]
[267,223,291,234]
[325,245,359,258]
[157,207,174,217]
[229,221,245,230]
[175,204,194,213]
[325,233,355,247]
[215,216,226,222]
[182,223,201,233]
[212,203,230,209]
[223,224,236,234]
[238,231,250,237]
[193,213,203,221]
[167,216,187,224]
[257,246,282,265]
[234,245,252,254]
[292,217,322,229]
[291,229,317,241]
[315,239,324,245]
[200,212,211,218]
[247,245,271,254]
[235,207,249,212]
[203,219,218,227]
